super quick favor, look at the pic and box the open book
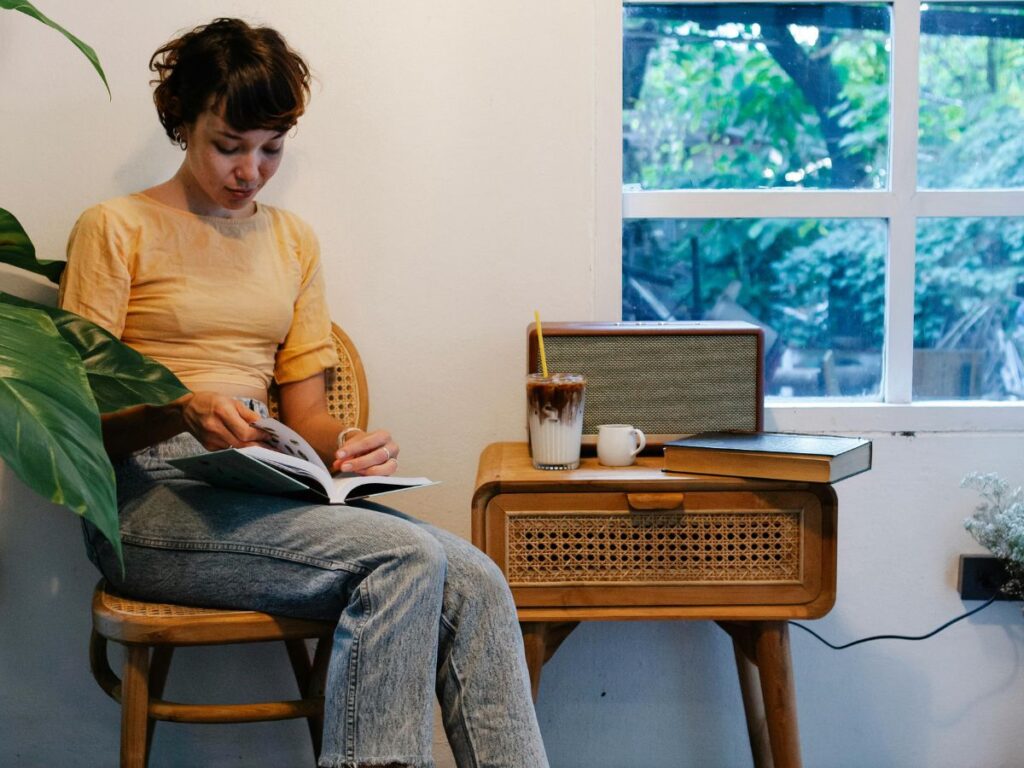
[168,418,435,504]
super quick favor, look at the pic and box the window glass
[623,3,891,190]
[914,217,1024,399]
[918,3,1024,189]
[623,218,886,397]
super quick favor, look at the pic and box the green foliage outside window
[624,3,1024,399]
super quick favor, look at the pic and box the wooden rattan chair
[90,323,368,768]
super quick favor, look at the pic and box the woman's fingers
[227,400,266,445]
[359,456,398,477]
[184,392,266,449]
[335,444,399,474]
[333,429,399,475]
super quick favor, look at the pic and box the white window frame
[596,0,1024,433]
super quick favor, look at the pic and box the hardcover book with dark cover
[663,432,871,483]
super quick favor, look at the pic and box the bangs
[218,59,305,133]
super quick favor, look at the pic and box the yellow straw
[534,310,549,378]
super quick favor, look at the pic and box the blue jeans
[87,402,548,768]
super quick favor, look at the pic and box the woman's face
[179,108,286,218]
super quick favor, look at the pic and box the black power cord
[788,596,999,650]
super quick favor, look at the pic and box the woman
[60,18,548,768]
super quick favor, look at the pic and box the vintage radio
[527,321,764,446]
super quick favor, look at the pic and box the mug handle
[631,428,647,457]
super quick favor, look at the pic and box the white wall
[1,3,1023,767]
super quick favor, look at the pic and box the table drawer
[484,490,834,610]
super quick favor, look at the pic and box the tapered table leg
[520,621,579,701]
[521,622,548,701]
[752,621,802,768]
[718,621,774,768]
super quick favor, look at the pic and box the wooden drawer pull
[627,493,685,511]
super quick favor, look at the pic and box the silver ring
[382,446,392,463]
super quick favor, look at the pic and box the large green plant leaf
[0,302,121,563]
[0,294,189,412]
[0,208,65,284]
[0,1,110,97]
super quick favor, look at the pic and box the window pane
[623,218,885,397]
[623,3,891,190]
[919,4,1024,189]
[914,218,1024,399]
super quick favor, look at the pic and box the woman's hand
[176,391,267,451]
[332,429,400,476]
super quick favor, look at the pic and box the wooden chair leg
[120,645,151,768]
[90,630,116,696]
[718,621,773,768]
[751,622,802,768]
[284,638,318,763]
[145,647,174,764]
[285,638,312,693]
[306,635,333,761]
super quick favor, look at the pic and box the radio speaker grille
[530,323,763,437]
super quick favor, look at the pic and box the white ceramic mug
[596,424,647,467]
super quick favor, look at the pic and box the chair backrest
[267,323,369,429]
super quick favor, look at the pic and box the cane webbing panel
[101,591,257,619]
[542,334,760,435]
[505,511,802,584]
[323,337,363,426]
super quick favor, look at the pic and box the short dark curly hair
[150,18,311,145]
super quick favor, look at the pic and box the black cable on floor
[789,595,999,650]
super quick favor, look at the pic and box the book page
[253,417,329,473]
[330,474,437,502]
[239,444,334,495]
[238,446,436,502]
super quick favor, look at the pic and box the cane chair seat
[90,323,368,768]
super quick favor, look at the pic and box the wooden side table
[472,442,838,768]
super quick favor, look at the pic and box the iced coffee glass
[526,373,587,470]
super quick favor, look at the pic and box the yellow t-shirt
[59,193,339,393]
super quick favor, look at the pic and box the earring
[173,128,187,150]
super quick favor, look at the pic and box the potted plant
[1,2,188,568]
[963,471,1024,600]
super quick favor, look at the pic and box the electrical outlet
[958,555,1015,600]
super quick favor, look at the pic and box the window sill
[765,400,1024,434]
